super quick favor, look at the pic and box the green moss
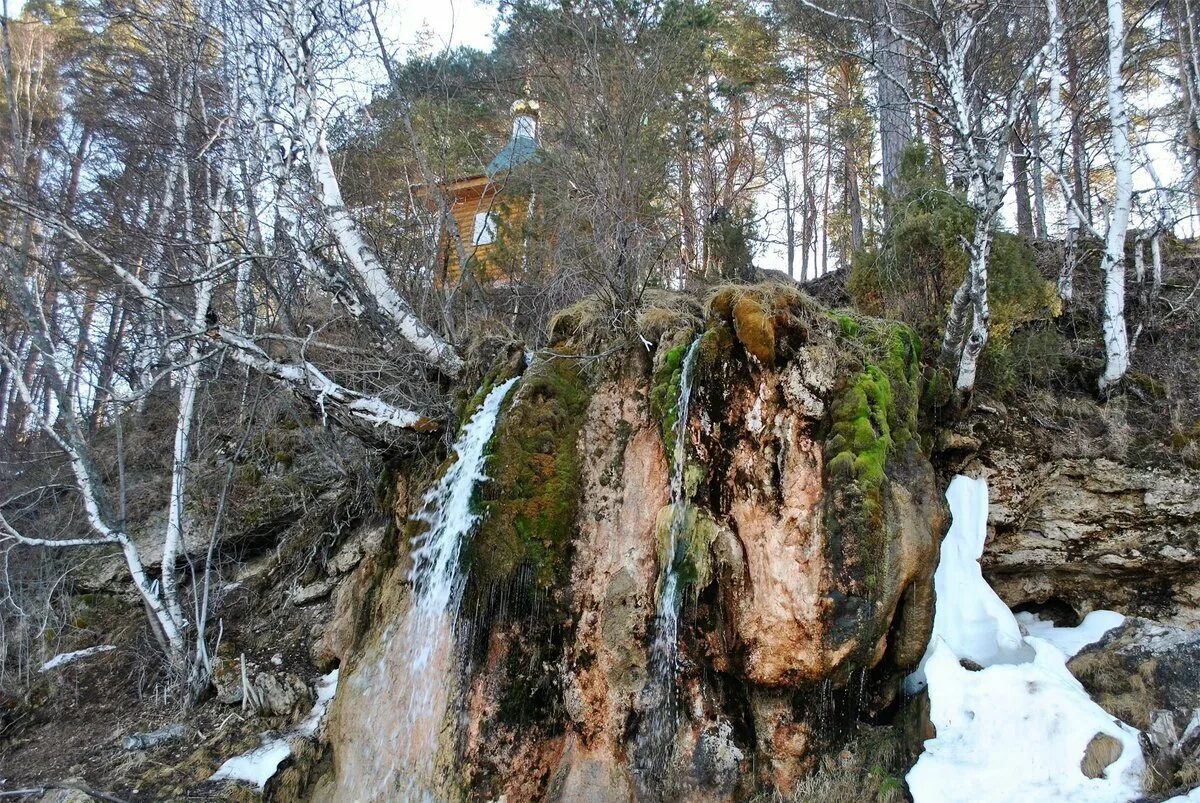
[470,358,592,589]
[654,502,719,598]
[237,464,261,486]
[823,317,923,609]
[456,356,523,431]
[650,341,692,463]
[683,461,706,497]
[835,313,861,338]
[1127,370,1166,399]
[848,148,1058,392]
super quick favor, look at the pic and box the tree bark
[839,59,865,253]
[873,0,912,199]
[1011,122,1034,238]
[1047,0,1080,302]
[1027,99,1049,238]
[280,1,462,377]
[1099,0,1133,392]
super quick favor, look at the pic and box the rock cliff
[947,405,1200,627]
[315,284,945,799]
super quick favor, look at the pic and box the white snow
[210,738,293,789]
[39,645,115,672]
[1016,609,1125,659]
[211,669,339,789]
[907,475,1144,803]
[297,669,339,737]
[908,475,1030,691]
[1165,788,1200,802]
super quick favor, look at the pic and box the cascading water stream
[329,376,518,802]
[634,337,702,794]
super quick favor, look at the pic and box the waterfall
[329,377,518,802]
[634,337,702,794]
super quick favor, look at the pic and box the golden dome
[511,97,540,117]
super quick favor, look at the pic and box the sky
[380,0,498,56]
[4,0,499,52]
[6,0,1191,275]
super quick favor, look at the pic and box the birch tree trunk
[0,263,187,667]
[275,0,462,377]
[944,169,1005,391]
[1151,235,1163,295]
[159,192,222,650]
[1098,0,1133,392]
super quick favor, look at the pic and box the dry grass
[634,288,703,343]
[547,289,703,356]
[786,726,909,803]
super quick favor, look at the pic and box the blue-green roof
[485,135,539,180]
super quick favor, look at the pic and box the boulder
[1080,733,1123,779]
[692,722,744,793]
[1068,617,1200,793]
[248,671,311,718]
[1068,617,1200,732]
[121,723,186,751]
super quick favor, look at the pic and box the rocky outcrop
[445,284,944,799]
[973,452,1200,626]
[1068,617,1200,793]
[1069,617,1200,732]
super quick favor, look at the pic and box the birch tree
[1045,0,1082,302]
[0,257,191,675]
[797,0,1051,391]
[1097,0,1133,392]
[239,0,463,377]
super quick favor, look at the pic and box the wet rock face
[979,455,1200,625]
[691,333,939,694]
[451,287,943,798]
[707,290,940,684]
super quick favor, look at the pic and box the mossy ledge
[468,355,593,590]
[704,280,819,369]
[823,314,923,632]
[654,502,721,599]
[649,337,695,464]
[454,342,527,430]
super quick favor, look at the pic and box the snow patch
[297,669,339,737]
[1016,609,1125,659]
[210,739,292,789]
[39,645,115,672]
[1165,788,1200,802]
[908,475,1029,690]
[211,669,339,789]
[907,475,1144,803]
